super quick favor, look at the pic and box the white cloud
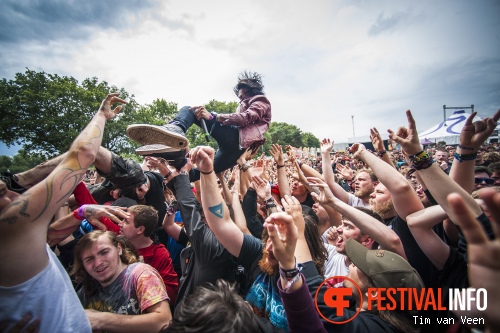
[1,0,499,145]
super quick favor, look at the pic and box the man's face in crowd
[291,180,307,198]
[259,237,279,276]
[369,183,394,218]
[491,171,500,186]
[352,171,375,199]
[335,220,363,254]
[474,171,493,191]
[434,151,449,164]
[119,213,140,240]
[0,180,19,213]
[81,234,125,287]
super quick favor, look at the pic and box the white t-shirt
[347,192,371,208]
[322,230,349,281]
[0,245,91,332]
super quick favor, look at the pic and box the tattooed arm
[191,146,245,258]
[0,93,126,286]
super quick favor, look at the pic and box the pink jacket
[222,95,272,149]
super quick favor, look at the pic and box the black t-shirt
[144,171,166,227]
[384,215,437,288]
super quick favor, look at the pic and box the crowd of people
[0,72,499,333]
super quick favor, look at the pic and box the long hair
[233,71,265,97]
[303,214,328,276]
[70,230,139,297]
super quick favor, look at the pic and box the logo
[314,276,363,324]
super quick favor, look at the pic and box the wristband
[164,170,172,180]
[282,273,302,293]
[458,144,475,151]
[454,152,478,163]
[74,204,89,220]
[298,161,304,168]
[412,158,434,170]
[265,203,277,209]
[277,164,285,169]
[200,169,214,175]
[265,197,274,204]
[376,150,387,157]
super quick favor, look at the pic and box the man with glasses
[474,166,494,191]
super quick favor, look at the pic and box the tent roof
[418,110,480,140]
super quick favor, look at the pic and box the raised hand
[447,189,500,332]
[281,195,304,233]
[459,109,500,150]
[387,110,422,156]
[264,212,298,269]
[270,144,285,165]
[336,163,354,180]
[370,127,386,152]
[98,92,127,120]
[320,138,334,155]
[190,146,215,174]
[308,177,338,206]
[251,175,271,201]
[83,205,129,227]
[348,143,367,160]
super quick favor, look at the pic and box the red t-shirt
[138,243,179,305]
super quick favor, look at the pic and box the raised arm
[309,177,406,259]
[270,144,290,197]
[230,170,252,236]
[447,189,500,333]
[192,146,245,258]
[449,110,500,193]
[370,128,394,168]
[406,205,450,269]
[389,110,483,222]
[0,93,126,286]
[320,139,350,204]
[351,142,424,220]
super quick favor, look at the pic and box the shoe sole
[126,125,189,148]
[135,144,184,156]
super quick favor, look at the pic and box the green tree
[0,69,135,157]
[302,132,320,148]
[0,149,46,174]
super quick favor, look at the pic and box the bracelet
[298,161,304,168]
[74,204,88,220]
[277,164,285,169]
[266,203,277,209]
[409,151,430,163]
[454,152,478,163]
[282,273,302,293]
[412,158,434,170]
[458,144,475,151]
[239,163,251,172]
[200,169,214,175]
[164,170,172,179]
[376,150,387,157]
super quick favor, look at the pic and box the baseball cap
[346,238,424,289]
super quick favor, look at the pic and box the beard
[354,188,372,199]
[258,250,279,276]
[371,197,394,217]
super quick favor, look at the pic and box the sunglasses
[474,177,494,185]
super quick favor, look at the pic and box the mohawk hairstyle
[233,71,265,97]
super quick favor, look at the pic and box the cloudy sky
[1,0,499,155]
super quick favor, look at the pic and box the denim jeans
[171,106,246,181]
